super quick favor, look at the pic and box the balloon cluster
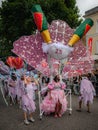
[6,56,24,69]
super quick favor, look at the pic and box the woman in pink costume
[77,75,96,113]
[41,75,68,117]
[21,76,36,125]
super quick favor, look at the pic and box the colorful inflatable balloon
[68,18,94,46]
[32,4,51,43]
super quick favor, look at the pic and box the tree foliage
[0,0,82,58]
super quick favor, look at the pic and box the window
[96,19,98,33]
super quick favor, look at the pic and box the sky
[0,0,98,16]
[76,0,98,16]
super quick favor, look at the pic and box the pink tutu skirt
[8,87,16,99]
[79,92,94,105]
[21,94,36,113]
[41,89,68,114]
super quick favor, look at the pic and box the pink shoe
[58,114,62,117]
[54,114,58,118]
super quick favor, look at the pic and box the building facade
[84,6,98,69]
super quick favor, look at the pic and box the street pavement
[0,87,98,130]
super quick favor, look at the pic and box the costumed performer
[31,76,38,100]
[21,76,36,125]
[77,75,96,113]
[16,75,26,108]
[41,74,67,117]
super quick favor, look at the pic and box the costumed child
[31,76,38,100]
[8,73,18,105]
[41,74,68,117]
[16,75,26,108]
[21,76,36,125]
[77,75,96,113]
